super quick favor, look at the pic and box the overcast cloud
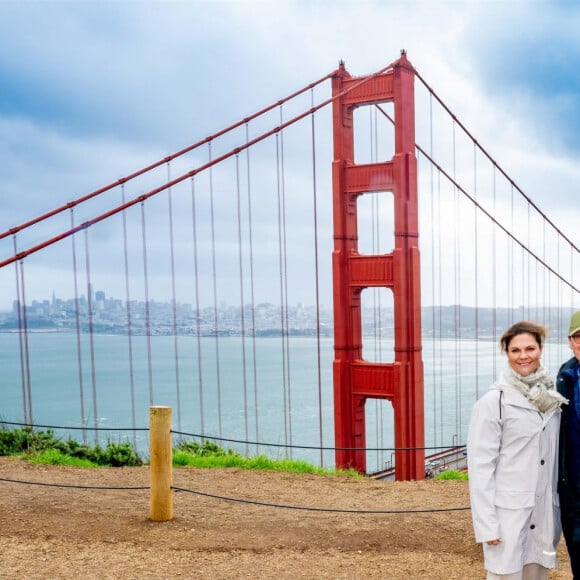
[0,0,578,310]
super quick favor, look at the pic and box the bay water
[0,332,571,473]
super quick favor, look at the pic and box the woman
[467,321,568,579]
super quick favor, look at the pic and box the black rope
[171,429,467,452]
[0,421,467,453]
[172,486,471,514]
[0,477,470,513]
[0,420,149,432]
[0,476,148,491]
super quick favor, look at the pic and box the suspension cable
[473,142,479,402]
[414,69,579,256]
[244,124,260,452]
[83,228,99,445]
[1,60,402,270]
[140,201,154,406]
[207,142,223,436]
[166,162,182,431]
[275,132,290,455]
[309,88,324,467]
[0,72,335,243]
[190,176,205,435]
[120,184,138,449]
[279,105,293,455]
[235,153,250,456]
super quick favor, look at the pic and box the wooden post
[149,406,173,521]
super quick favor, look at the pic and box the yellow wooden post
[149,406,173,521]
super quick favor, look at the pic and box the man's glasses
[571,334,580,345]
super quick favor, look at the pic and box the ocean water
[0,332,570,472]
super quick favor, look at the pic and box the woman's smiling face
[506,332,542,377]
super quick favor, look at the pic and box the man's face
[569,332,580,362]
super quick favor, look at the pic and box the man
[558,310,580,578]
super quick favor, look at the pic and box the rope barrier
[0,475,471,514]
[173,485,472,514]
[0,420,149,432]
[0,420,467,452]
[171,429,467,452]
[0,404,470,517]
[0,476,148,491]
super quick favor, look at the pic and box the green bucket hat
[569,311,580,337]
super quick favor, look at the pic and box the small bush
[435,469,468,480]
[174,439,234,457]
[0,426,60,455]
[0,425,143,467]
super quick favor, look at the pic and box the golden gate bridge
[0,51,578,480]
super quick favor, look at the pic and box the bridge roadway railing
[372,445,467,481]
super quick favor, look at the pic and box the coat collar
[497,384,542,411]
[492,377,559,416]
[559,357,579,398]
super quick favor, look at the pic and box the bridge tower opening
[331,51,425,480]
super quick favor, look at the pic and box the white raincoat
[467,376,562,575]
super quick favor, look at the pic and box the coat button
[540,460,545,465]
[530,524,535,530]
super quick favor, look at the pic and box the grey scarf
[503,364,568,413]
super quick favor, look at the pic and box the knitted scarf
[503,364,568,413]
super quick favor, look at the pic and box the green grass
[26,448,101,468]
[435,469,468,480]
[0,426,361,477]
[173,448,361,476]
[172,439,363,477]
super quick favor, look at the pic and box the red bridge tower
[331,52,425,480]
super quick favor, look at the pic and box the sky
[0,0,579,311]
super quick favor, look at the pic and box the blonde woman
[467,321,567,580]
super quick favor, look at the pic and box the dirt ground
[0,457,573,580]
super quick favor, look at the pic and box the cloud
[0,0,578,311]
[458,1,580,154]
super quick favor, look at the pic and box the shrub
[0,426,60,455]
[435,469,468,480]
[0,425,143,467]
[174,439,234,457]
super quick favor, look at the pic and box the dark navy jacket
[557,356,580,543]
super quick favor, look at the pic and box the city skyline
[1,286,575,340]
